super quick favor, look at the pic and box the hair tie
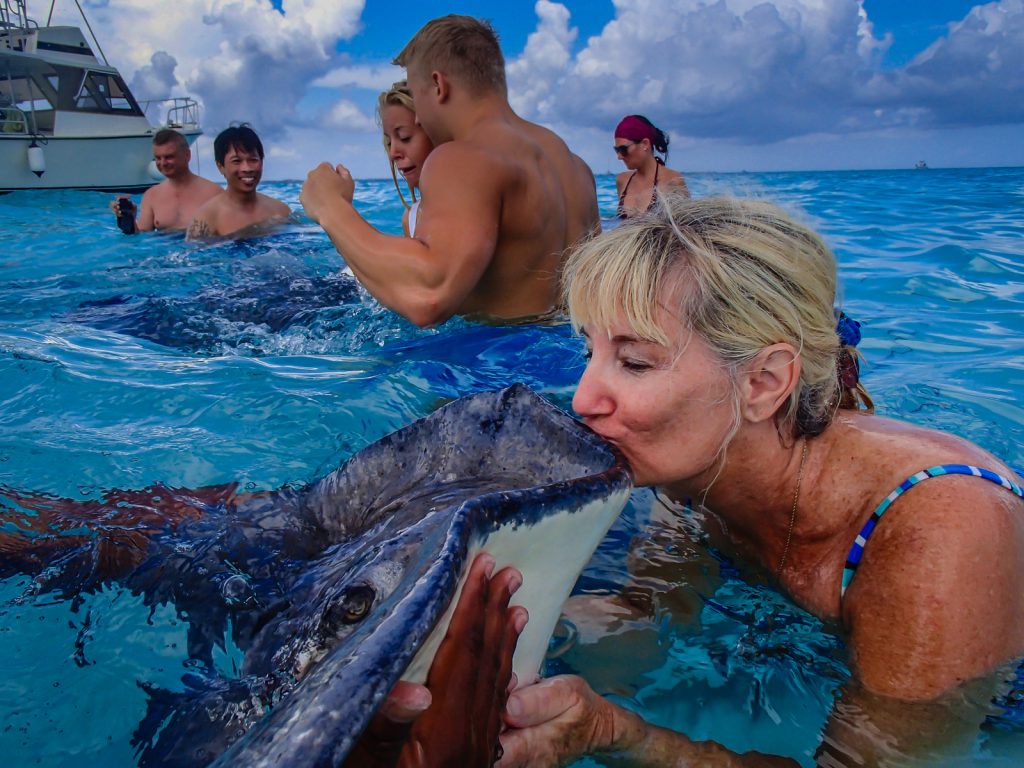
[835,310,862,388]
[835,311,861,348]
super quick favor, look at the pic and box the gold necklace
[775,438,808,580]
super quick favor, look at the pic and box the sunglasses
[613,141,638,157]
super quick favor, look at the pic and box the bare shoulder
[423,140,490,171]
[615,171,631,192]
[840,416,1024,697]
[259,193,291,217]
[142,181,169,204]
[192,192,224,220]
[419,141,500,195]
[658,168,689,198]
[660,167,687,186]
[194,176,223,200]
[522,120,574,161]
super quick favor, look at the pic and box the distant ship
[914,160,929,170]
[1,0,202,192]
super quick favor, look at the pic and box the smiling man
[110,129,221,233]
[186,124,291,241]
[301,15,599,327]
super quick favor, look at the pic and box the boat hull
[0,130,200,193]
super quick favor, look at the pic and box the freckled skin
[498,303,1024,768]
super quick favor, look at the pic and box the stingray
[0,384,632,767]
[62,270,361,352]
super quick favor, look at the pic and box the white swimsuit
[407,201,420,237]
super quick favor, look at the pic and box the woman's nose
[572,362,613,420]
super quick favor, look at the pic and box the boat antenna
[73,0,108,65]
[46,0,55,25]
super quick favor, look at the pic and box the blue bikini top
[841,464,1024,599]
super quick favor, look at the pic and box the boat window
[0,74,54,113]
[75,71,142,115]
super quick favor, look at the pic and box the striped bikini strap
[840,464,1023,599]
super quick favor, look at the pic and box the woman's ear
[739,343,801,423]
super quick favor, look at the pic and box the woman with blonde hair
[498,194,1024,767]
[377,80,434,237]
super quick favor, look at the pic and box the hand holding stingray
[0,385,632,766]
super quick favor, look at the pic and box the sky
[52,0,1024,180]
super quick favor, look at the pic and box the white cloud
[507,0,1024,150]
[313,63,405,90]
[510,0,888,142]
[66,0,366,141]
[507,0,577,117]
[325,99,376,130]
[50,1,1024,179]
[129,51,179,101]
[882,0,1024,126]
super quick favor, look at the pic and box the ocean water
[1,167,1022,766]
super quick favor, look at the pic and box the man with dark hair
[111,128,221,233]
[301,15,599,328]
[187,124,290,240]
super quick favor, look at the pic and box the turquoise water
[1,168,1023,766]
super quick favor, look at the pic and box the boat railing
[141,96,201,131]
[0,104,28,133]
[0,0,34,33]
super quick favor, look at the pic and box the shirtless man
[186,124,291,241]
[300,15,599,328]
[110,129,221,232]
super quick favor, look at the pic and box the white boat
[1,0,201,192]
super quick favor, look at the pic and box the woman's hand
[498,675,624,767]
[300,162,355,223]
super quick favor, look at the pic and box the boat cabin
[2,12,148,136]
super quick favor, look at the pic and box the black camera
[116,198,137,235]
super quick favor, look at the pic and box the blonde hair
[564,194,872,440]
[393,15,506,97]
[376,81,416,209]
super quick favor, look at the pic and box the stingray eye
[327,585,375,629]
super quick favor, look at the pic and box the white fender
[27,142,45,177]
[147,160,165,181]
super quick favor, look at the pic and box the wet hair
[564,194,872,442]
[394,15,506,97]
[377,81,417,208]
[213,123,264,166]
[616,114,670,164]
[152,128,189,152]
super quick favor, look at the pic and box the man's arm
[301,143,501,327]
[186,209,216,241]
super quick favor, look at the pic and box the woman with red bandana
[614,114,689,218]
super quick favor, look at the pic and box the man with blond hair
[301,15,598,327]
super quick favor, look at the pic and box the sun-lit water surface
[1,167,1023,766]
